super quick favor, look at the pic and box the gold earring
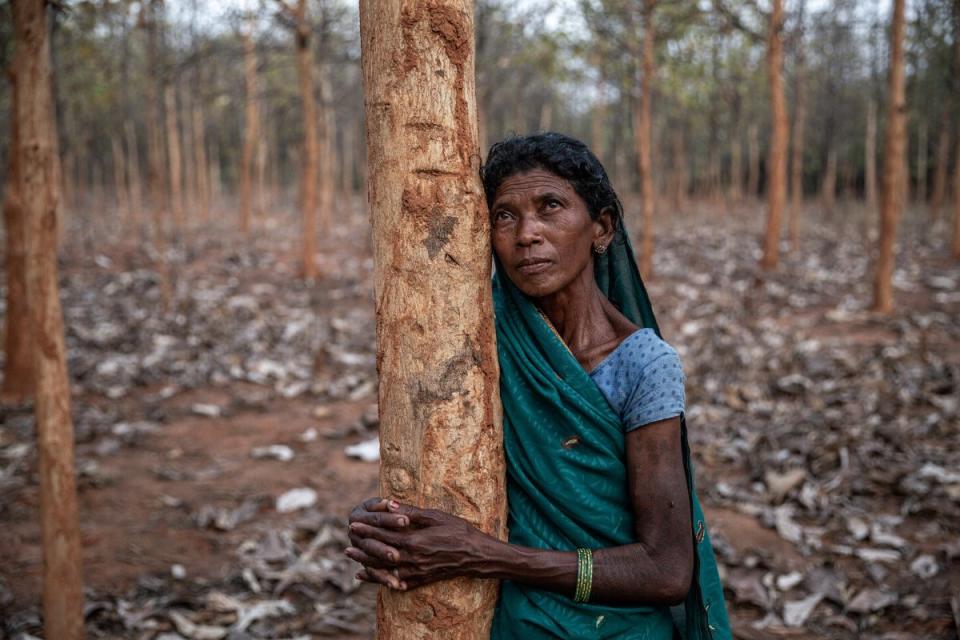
[594,244,607,255]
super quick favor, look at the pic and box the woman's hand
[346,498,493,590]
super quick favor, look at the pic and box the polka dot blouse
[589,328,686,432]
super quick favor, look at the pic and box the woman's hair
[480,132,623,230]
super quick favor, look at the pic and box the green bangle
[574,548,593,603]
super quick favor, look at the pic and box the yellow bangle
[574,548,593,603]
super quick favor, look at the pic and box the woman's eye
[494,210,512,221]
[545,199,561,209]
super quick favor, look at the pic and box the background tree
[873,0,907,313]
[12,0,86,637]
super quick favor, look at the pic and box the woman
[347,133,730,639]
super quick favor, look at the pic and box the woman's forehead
[493,168,575,202]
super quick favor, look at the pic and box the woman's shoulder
[591,328,680,375]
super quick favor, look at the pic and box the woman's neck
[535,273,617,357]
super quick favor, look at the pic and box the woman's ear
[593,206,617,248]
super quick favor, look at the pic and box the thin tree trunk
[2,66,34,403]
[866,99,878,209]
[110,135,129,223]
[747,122,759,198]
[124,121,143,237]
[240,27,260,235]
[318,60,335,234]
[761,0,788,270]
[359,1,506,636]
[164,84,184,232]
[12,1,85,637]
[822,144,837,215]
[930,111,949,220]
[916,118,927,204]
[872,0,906,312]
[671,130,687,211]
[292,0,319,279]
[181,89,196,218]
[953,132,960,258]
[789,1,806,251]
[191,92,210,223]
[633,0,656,279]
[729,117,742,201]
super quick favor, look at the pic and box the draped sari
[489,228,731,640]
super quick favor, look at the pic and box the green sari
[489,229,731,640]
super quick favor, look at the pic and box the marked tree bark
[359,0,506,637]
[12,0,86,637]
[240,27,260,235]
[2,66,34,403]
[760,0,788,270]
[873,0,906,312]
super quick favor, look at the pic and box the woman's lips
[516,259,551,275]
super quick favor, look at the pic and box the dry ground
[1,196,958,639]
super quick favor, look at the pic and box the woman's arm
[346,416,694,606]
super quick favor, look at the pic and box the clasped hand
[346,497,485,591]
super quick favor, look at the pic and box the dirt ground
[1,197,958,639]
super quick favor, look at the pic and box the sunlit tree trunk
[12,1,85,637]
[632,0,657,279]
[760,0,788,270]
[2,67,34,403]
[866,99,878,209]
[359,0,506,636]
[873,0,906,312]
[930,111,949,220]
[292,0,319,279]
[239,27,260,235]
[747,122,759,198]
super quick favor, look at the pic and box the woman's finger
[387,502,446,527]
[350,521,404,547]
[362,566,404,590]
[345,546,392,569]
[350,510,411,530]
[355,535,402,563]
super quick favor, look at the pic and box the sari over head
[489,225,731,640]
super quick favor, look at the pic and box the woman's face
[490,168,611,299]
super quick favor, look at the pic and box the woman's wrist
[464,533,577,588]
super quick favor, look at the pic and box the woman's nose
[515,215,543,246]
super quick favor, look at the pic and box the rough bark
[359,0,507,636]
[872,0,906,313]
[761,0,788,270]
[866,99,878,209]
[240,28,260,235]
[164,84,184,231]
[2,66,34,403]
[293,0,319,279]
[632,0,656,279]
[12,0,86,636]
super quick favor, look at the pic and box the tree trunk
[916,118,927,204]
[2,66,34,403]
[191,92,210,223]
[788,2,806,251]
[671,130,687,212]
[633,0,656,279]
[930,111,949,220]
[294,0,319,279]
[110,135,129,223]
[953,132,960,258]
[761,0,788,270]
[747,123,759,198]
[143,0,166,245]
[729,117,742,201]
[318,60,335,234]
[164,84,184,232]
[124,121,143,237]
[873,0,906,312]
[181,90,196,219]
[240,28,260,235]
[821,144,837,215]
[866,99,878,209]
[359,1,506,637]
[12,1,85,637]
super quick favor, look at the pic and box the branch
[711,0,764,42]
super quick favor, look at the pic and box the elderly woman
[347,133,730,639]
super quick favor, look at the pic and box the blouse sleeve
[622,341,686,432]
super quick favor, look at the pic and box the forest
[1,0,959,638]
